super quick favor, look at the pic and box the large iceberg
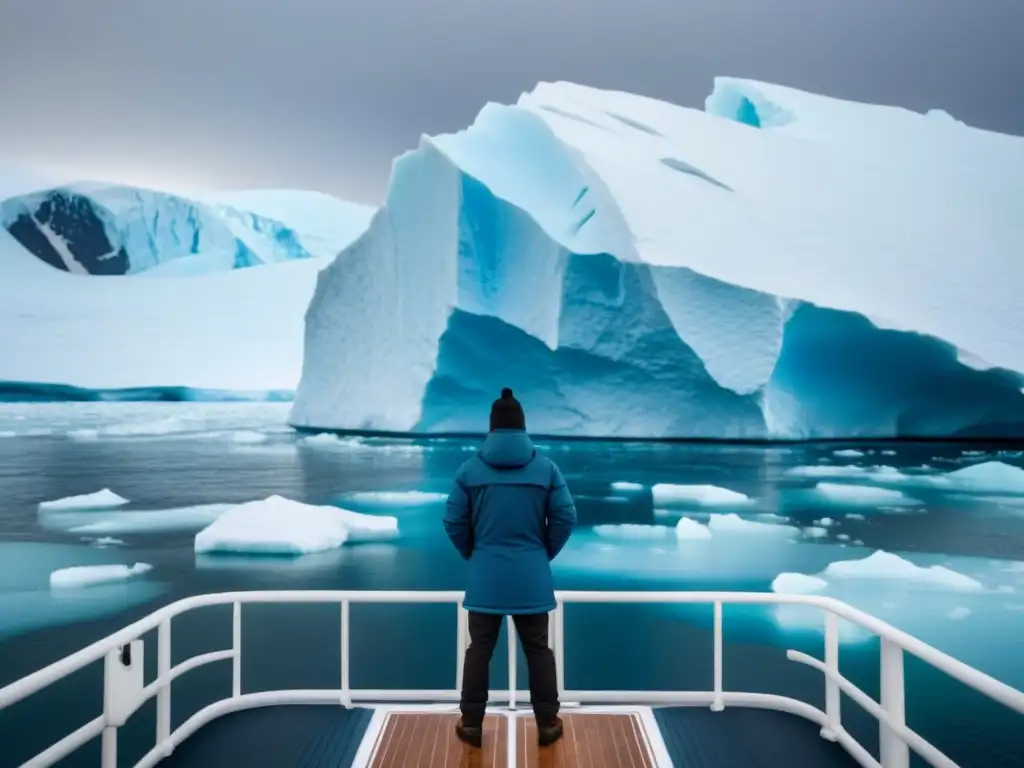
[291,78,1024,439]
[1,182,373,275]
[0,171,375,395]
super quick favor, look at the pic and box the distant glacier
[290,77,1024,439]
[0,183,373,276]
[0,177,374,396]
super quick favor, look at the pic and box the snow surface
[193,495,399,555]
[38,489,129,512]
[292,77,1024,439]
[49,562,152,589]
[0,169,374,393]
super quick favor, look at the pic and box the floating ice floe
[38,489,129,513]
[611,481,645,492]
[42,503,233,535]
[675,518,713,540]
[823,550,983,591]
[812,483,921,507]
[230,430,268,444]
[770,550,986,643]
[771,573,827,594]
[343,490,447,506]
[50,563,152,589]
[652,484,751,506]
[706,513,797,537]
[594,524,671,541]
[194,495,398,555]
[84,536,125,548]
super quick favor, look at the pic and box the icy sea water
[0,403,1022,767]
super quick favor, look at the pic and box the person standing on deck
[443,388,577,749]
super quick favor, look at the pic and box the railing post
[507,617,517,708]
[340,599,351,706]
[820,611,841,741]
[711,600,724,711]
[455,605,469,691]
[101,726,117,768]
[232,602,242,698]
[156,619,172,746]
[879,638,909,768]
[553,602,565,696]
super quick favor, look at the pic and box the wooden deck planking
[516,713,653,768]
[369,713,507,767]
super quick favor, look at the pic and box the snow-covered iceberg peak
[291,78,1024,439]
[0,183,372,276]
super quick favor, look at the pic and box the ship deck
[158,704,862,767]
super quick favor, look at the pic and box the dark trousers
[460,611,560,727]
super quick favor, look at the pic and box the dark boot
[455,718,483,748]
[537,717,564,747]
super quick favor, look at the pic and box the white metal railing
[0,590,1022,768]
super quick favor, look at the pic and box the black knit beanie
[489,387,526,431]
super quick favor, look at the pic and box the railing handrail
[3,588,1024,768]
[2,588,1021,714]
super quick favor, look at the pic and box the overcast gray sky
[0,0,1021,204]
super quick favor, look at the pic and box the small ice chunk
[652,484,750,506]
[611,481,644,491]
[298,433,350,447]
[194,495,398,555]
[815,517,836,526]
[67,429,100,440]
[231,431,268,444]
[756,513,790,523]
[706,513,797,537]
[837,533,850,541]
[38,489,129,512]
[772,573,827,594]
[845,513,866,520]
[881,450,897,456]
[803,526,828,538]
[823,550,983,591]
[84,536,125,548]
[50,563,152,589]
[674,517,712,540]
[815,483,921,506]
[946,606,971,621]
[786,465,869,478]
[833,449,864,457]
[594,524,669,541]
